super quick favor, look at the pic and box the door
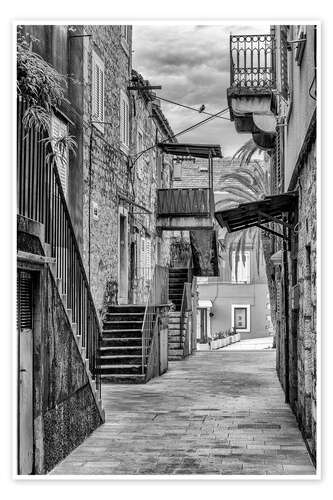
[118,212,128,304]
[199,308,207,343]
[17,270,34,475]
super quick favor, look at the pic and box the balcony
[227,34,277,150]
[156,188,214,231]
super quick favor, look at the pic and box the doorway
[118,209,128,304]
[17,269,34,475]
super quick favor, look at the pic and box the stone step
[107,305,146,314]
[103,320,143,330]
[104,312,145,322]
[99,346,142,355]
[100,337,142,347]
[101,374,146,384]
[97,364,145,375]
[98,355,143,365]
[102,329,142,339]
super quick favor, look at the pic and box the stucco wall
[198,280,269,339]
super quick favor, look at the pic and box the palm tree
[215,139,277,332]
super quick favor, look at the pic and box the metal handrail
[17,97,102,397]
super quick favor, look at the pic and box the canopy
[157,142,222,159]
[214,192,298,233]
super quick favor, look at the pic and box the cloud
[132,24,268,156]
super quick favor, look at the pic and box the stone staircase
[168,268,188,361]
[97,305,147,383]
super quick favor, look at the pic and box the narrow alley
[51,350,315,476]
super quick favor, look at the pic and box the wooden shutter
[51,115,68,198]
[280,26,289,99]
[92,52,105,129]
[17,270,33,330]
[120,91,129,148]
[145,238,152,280]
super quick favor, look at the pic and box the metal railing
[141,265,169,375]
[17,98,102,397]
[157,188,212,217]
[179,282,192,357]
[230,34,275,89]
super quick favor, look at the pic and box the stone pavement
[50,351,315,476]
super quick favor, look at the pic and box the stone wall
[275,139,317,462]
[81,25,132,311]
[33,267,102,474]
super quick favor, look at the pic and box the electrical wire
[131,105,229,167]
[155,95,231,121]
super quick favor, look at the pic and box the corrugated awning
[157,142,222,159]
[214,192,298,235]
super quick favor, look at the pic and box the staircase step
[104,312,144,322]
[97,364,145,375]
[107,305,146,314]
[101,374,146,384]
[101,337,142,347]
[102,329,142,339]
[99,346,142,355]
[103,321,143,330]
[98,355,143,365]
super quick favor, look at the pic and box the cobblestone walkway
[51,351,315,476]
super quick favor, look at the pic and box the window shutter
[92,52,105,130]
[280,26,289,99]
[146,238,151,280]
[120,91,130,148]
[51,115,68,199]
[141,236,145,279]
[17,270,33,330]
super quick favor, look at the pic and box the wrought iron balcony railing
[157,188,212,218]
[230,34,275,89]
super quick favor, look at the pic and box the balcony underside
[156,215,214,231]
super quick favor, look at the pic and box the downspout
[283,219,290,403]
[88,127,93,285]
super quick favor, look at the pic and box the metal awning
[214,192,298,240]
[157,142,222,159]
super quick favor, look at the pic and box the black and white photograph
[14,19,321,479]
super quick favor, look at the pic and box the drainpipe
[283,220,290,403]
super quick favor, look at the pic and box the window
[120,90,130,150]
[231,251,250,283]
[173,162,182,180]
[231,304,250,332]
[50,114,69,199]
[295,25,307,65]
[234,307,247,329]
[92,51,105,131]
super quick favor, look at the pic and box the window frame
[231,251,251,284]
[231,304,251,333]
[50,113,69,199]
[120,89,130,151]
[91,51,105,133]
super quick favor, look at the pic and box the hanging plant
[170,236,191,266]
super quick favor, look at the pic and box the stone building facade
[271,25,317,462]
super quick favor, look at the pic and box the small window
[231,304,250,332]
[120,90,130,150]
[234,307,247,329]
[295,25,307,65]
[231,251,250,283]
[50,114,69,199]
[92,51,105,132]
[173,162,182,180]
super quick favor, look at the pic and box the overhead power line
[131,106,229,167]
[155,95,231,121]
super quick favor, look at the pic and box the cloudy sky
[133,24,269,158]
